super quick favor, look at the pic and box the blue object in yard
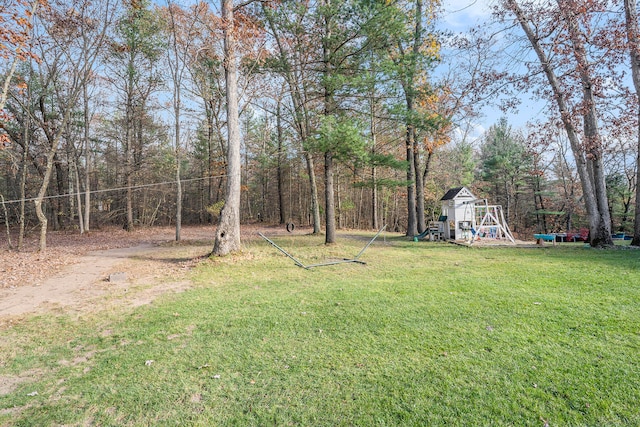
[414,229,430,240]
[534,233,556,242]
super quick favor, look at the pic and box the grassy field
[1,231,639,426]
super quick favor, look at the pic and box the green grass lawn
[1,232,639,426]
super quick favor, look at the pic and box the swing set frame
[465,199,515,244]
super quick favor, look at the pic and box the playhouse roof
[440,187,475,201]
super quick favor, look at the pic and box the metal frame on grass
[258,225,387,269]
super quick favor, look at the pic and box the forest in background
[1,0,639,250]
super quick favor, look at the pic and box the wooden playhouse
[438,187,476,240]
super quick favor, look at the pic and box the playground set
[418,187,515,244]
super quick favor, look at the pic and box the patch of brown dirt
[0,226,221,323]
[0,226,212,290]
[0,368,46,397]
[0,224,304,324]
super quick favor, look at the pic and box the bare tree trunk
[123,41,137,232]
[506,0,611,247]
[74,159,85,234]
[18,106,29,250]
[83,83,91,232]
[1,195,12,249]
[372,164,378,230]
[305,152,321,233]
[124,85,135,231]
[296,164,303,224]
[325,151,336,243]
[402,0,423,238]
[242,135,252,220]
[206,106,215,216]
[534,173,548,232]
[559,0,612,246]
[370,98,379,230]
[505,179,511,222]
[34,109,72,249]
[166,0,193,241]
[176,148,182,241]
[53,153,66,230]
[624,0,640,246]
[405,123,418,236]
[276,97,285,225]
[174,87,182,241]
[213,0,242,256]
[204,103,216,222]
[422,149,434,224]
[369,107,380,230]
[322,0,337,244]
[125,136,134,230]
[357,186,364,228]
[415,145,426,233]
[35,147,58,251]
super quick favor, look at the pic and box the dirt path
[0,244,160,317]
[0,224,302,323]
[0,242,213,325]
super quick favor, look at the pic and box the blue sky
[436,0,547,141]
[441,0,493,30]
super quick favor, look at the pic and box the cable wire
[1,174,229,205]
